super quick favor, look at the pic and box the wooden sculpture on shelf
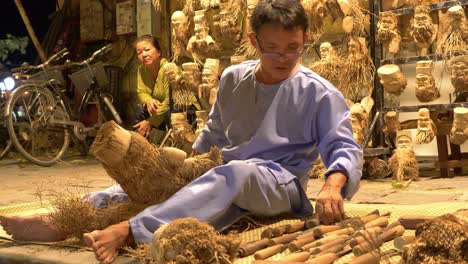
[230,55,247,65]
[449,55,468,97]
[388,130,419,181]
[383,111,401,147]
[236,0,258,58]
[182,0,204,18]
[340,37,375,102]
[378,64,407,106]
[450,107,468,145]
[302,0,327,41]
[186,10,218,64]
[337,0,368,36]
[415,60,439,102]
[416,108,437,144]
[349,96,374,145]
[377,12,401,54]
[199,58,220,108]
[324,0,344,22]
[164,62,193,111]
[367,157,390,179]
[310,42,344,87]
[410,5,438,55]
[182,62,202,95]
[195,110,209,139]
[436,5,468,55]
[215,1,244,47]
[171,11,191,62]
[168,113,196,154]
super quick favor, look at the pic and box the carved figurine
[410,6,438,55]
[450,107,468,145]
[383,111,400,147]
[171,11,191,62]
[449,55,468,97]
[310,42,344,87]
[388,130,419,181]
[302,0,327,41]
[186,10,218,64]
[194,110,209,139]
[182,62,202,95]
[378,64,407,96]
[337,0,368,36]
[216,1,244,47]
[349,96,373,145]
[199,58,220,108]
[324,0,344,22]
[416,108,437,144]
[377,12,401,54]
[415,60,439,102]
[168,112,196,154]
[340,37,375,102]
[436,5,468,55]
[164,62,194,111]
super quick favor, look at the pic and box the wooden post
[15,0,47,62]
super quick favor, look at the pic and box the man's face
[250,24,307,82]
[380,16,396,31]
[414,13,430,27]
[416,73,433,89]
[348,39,360,55]
[164,64,179,84]
[381,74,406,94]
[194,25,207,40]
[171,115,187,132]
[418,116,431,129]
[451,62,467,80]
[397,136,412,150]
[320,44,332,59]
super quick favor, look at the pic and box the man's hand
[133,120,151,138]
[315,171,347,225]
[145,99,162,116]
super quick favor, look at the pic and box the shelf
[389,0,468,16]
[382,102,468,113]
[381,51,468,65]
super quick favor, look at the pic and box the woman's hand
[315,172,347,225]
[146,99,162,116]
[133,120,151,138]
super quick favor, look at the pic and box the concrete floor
[0,154,467,263]
[1,154,467,206]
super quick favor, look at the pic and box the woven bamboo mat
[234,201,468,264]
[1,201,466,263]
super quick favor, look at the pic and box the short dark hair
[134,34,162,52]
[250,0,309,34]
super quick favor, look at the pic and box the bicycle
[0,88,13,159]
[5,45,122,166]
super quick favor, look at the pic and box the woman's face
[136,40,161,67]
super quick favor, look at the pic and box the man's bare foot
[0,215,66,241]
[83,221,132,264]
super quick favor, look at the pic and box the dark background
[1,0,56,65]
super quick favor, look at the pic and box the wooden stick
[325,227,355,236]
[238,238,270,257]
[349,227,382,247]
[262,228,274,239]
[288,235,316,252]
[279,251,311,262]
[309,236,348,255]
[313,225,341,237]
[305,219,320,229]
[286,221,306,233]
[254,244,288,260]
[393,235,416,251]
[305,253,337,264]
[272,225,290,237]
[363,217,389,229]
[252,261,307,264]
[302,235,348,251]
[398,215,435,229]
[382,220,401,232]
[14,0,47,62]
[269,232,302,246]
[352,225,405,256]
[349,250,381,264]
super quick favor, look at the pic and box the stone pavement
[0,155,467,263]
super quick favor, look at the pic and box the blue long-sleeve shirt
[193,60,363,199]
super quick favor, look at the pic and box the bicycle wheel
[6,84,70,166]
[0,128,12,159]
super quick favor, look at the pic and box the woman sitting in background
[133,35,171,144]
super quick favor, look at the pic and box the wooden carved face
[450,59,468,94]
[377,13,398,42]
[397,135,412,150]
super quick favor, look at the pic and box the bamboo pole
[15,0,47,62]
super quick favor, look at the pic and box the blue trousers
[84,159,313,244]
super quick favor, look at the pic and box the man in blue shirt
[0,1,363,263]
